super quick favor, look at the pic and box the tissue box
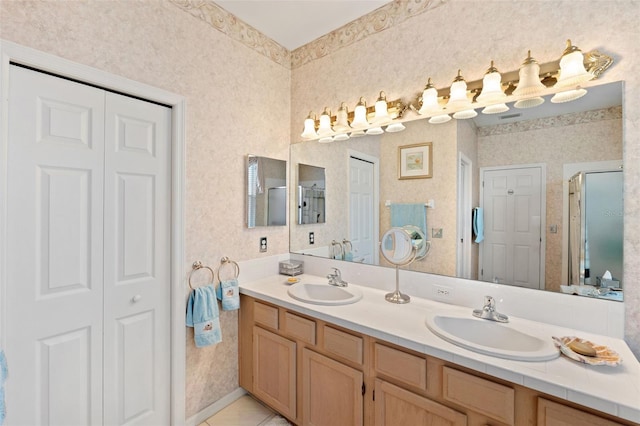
[598,277,620,288]
[279,260,303,276]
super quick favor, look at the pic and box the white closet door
[102,92,171,425]
[6,65,105,425]
[5,65,172,425]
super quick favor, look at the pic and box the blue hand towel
[473,207,484,243]
[186,285,222,347]
[390,203,427,237]
[0,350,7,426]
[216,279,240,311]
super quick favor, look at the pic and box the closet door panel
[103,92,171,425]
[6,65,105,425]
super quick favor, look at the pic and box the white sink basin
[287,283,363,306]
[426,312,559,361]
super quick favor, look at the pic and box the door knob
[132,294,142,303]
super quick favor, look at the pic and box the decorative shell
[552,336,621,366]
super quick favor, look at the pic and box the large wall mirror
[247,155,287,228]
[290,81,623,301]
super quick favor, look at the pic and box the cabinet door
[538,398,624,426]
[253,327,297,419]
[375,379,467,426]
[302,348,364,426]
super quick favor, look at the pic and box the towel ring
[188,261,215,290]
[216,256,240,282]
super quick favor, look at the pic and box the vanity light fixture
[301,112,318,139]
[333,102,351,132]
[415,78,452,124]
[551,40,593,103]
[372,91,392,125]
[477,61,509,114]
[317,107,334,137]
[350,97,370,129]
[447,70,477,119]
[513,50,546,109]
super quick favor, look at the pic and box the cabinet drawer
[443,367,514,425]
[537,398,624,426]
[323,326,363,365]
[374,343,427,391]
[283,312,316,345]
[254,301,279,329]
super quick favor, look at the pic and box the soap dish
[285,277,300,285]
[552,336,621,366]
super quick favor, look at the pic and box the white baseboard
[186,387,247,426]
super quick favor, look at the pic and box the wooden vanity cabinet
[239,295,636,426]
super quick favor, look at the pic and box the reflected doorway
[348,152,379,264]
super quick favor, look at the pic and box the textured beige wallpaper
[290,1,640,357]
[0,0,290,417]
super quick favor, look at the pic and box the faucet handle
[484,295,495,310]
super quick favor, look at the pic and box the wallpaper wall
[0,0,290,417]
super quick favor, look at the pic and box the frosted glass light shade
[418,86,440,115]
[446,70,474,118]
[452,109,478,119]
[318,135,334,143]
[350,130,365,137]
[373,91,391,125]
[365,127,384,135]
[482,103,509,114]
[429,114,452,124]
[351,97,369,129]
[514,97,545,109]
[333,132,350,141]
[477,62,507,104]
[301,114,318,139]
[551,88,587,103]
[333,103,351,132]
[317,108,334,137]
[554,40,593,89]
[385,122,406,133]
[513,51,546,109]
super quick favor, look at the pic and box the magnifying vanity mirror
[290,81,624,301]
[246,155,287,228]
[380,226,427,304]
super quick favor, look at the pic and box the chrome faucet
[327,267,348,287]
[473,296,509,323]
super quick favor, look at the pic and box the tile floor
[199,395,290,426]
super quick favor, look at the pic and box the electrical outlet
[433,285,453,300]
[309,232,315,244]
[260,237,267,252]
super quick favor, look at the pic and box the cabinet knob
[132,294,142,303]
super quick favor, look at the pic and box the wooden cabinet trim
[443,366,515,425]
[302,348,364,425]
[323,325,364,365]
[537,398,625,426]
[283,311,316,345]
[252,326,296,419]
[374,343,427,391]
[254,301,279,329]
[374,379,467,426]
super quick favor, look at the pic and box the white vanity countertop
[240,274,640,423]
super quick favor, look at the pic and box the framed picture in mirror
[398,142,433,179]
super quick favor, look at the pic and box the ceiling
[214,0,392,50]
